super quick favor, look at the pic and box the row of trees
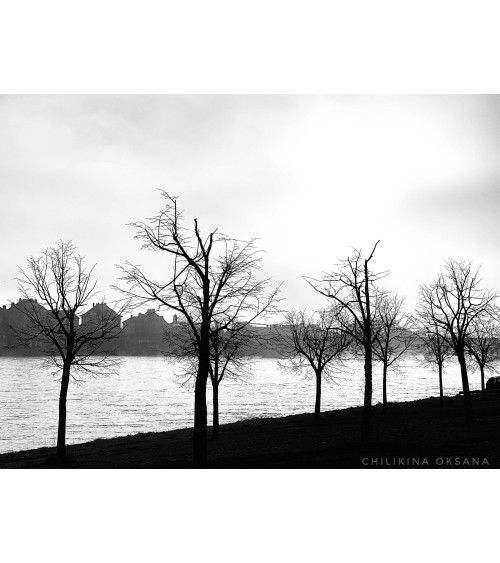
[14,192,500,466]
[292,249,500,438]
[418,260,499,422]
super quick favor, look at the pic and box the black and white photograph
[2,94,500,470]
[1,2,499,562]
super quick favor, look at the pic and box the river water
[0,356,482,454]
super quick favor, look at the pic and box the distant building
[0,299,287,357]
[120,309,170,355]
[0,298,51,353]
[77,302,122,355]
[81,302,121,330]
[123,309,168,337]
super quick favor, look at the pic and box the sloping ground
[1,393,499,468]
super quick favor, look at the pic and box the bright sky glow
[2,95,500,319]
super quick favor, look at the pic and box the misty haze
[1,95,500,469]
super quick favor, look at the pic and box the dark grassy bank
[1,393,499,468]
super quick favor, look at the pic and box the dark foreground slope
[1,393,499,468]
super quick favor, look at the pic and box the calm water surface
[0,356,482,454]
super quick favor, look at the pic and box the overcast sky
[1,94,500,319]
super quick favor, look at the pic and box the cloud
[2,95,500,310]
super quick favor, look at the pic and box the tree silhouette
[373,293,415,412]
[278,308,351,424]
[117,192,279,467]
[466,311,500,398]
[165,321,258,439]
[15,241,122,461]
[418,258,498,424]
[418,325,453,406]
[306,242,388,442]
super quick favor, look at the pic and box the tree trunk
[361,345,372,442]
[382,363,388,412]
[480,365,486,399]
[314,369,322,425]
[212,379,219,439]
[361,255,373,443]
[457,352,473,424]
[193,320,210,468]
[57,362,71,460]
[438,362,444,406]
[193,359,209,468]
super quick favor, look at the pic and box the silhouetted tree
[306,242,388,442]
[466,311,500,398]
[373,293,415,412]
[117,192,280,467]
[208,326,258,438]
[165,321,258,439]
[418,325,453,406]
[418,259,498,424]
[278,308,351,424]
[15,241,122,461]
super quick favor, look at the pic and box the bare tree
[117,192,280,467]
[418,325,453,406]
[373,293,415,412]
[306,242,388,442]
[165,321,257,439]
[466,311,500,398]
[278,308,351,424]
[15,241,122,461]
[418,258,498,424]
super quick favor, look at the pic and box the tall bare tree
[373,293,415,412]
[117,192,280,467]
[466,312,500,398]
[418,258,498,424]
[278,308,351,424]
[15,241,122,461]
[306,242,388,442]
